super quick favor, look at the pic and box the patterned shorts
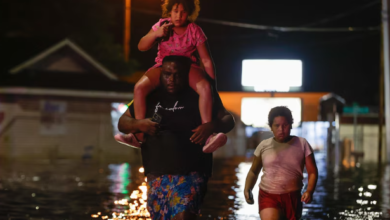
[147,172,208,220]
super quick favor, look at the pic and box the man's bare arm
[118,109,158,136]
[190,98,235,144]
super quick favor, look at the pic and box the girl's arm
[197,41,216,80]
[138,29,158,51]
[138,23,172,51]
[244,155,263,204]
[301,154,318,204]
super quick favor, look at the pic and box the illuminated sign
[242,59,302,92]
[241,97,302,128]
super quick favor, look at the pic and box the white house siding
[0,103,21,157]
[0,97,140,163]
[339,124,387,163]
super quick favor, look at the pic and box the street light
[124,0,131,62]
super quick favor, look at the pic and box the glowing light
[36,206,39,210]
[91,214,99,218]
[235,162,263,216]
[33,176,40,181]
[117,103,128,113]
[356,163,361,168]
[358,187,363,192]
[368,184,377,190]
[114,199,129,205]
[139,167,145,173]
[108,163,130,194]
[130,190,139,199]
[241,98,302,128]
[127,182,150,218]
[356,199,369,205]
[31,193,36,197]
[364,192,372,197]
[97,165,151,219]
[241,59,302,92]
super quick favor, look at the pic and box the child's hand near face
[155,22,173,38]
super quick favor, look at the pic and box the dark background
[0,0,382,105]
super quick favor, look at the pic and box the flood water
[1,151,390,220]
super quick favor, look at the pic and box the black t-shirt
[128,87,223,177]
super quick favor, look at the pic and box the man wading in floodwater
[118,55,235,219]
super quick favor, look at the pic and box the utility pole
[379,40,384,165]
[381,0,390,163]
[124,0,131,62]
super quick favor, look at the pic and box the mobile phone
[160,20,170,26]
[151,112,162,123]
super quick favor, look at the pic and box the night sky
[0,0,382,106]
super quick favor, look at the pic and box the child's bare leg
[189,66,227,153]
[133,67,161,141]
[188,65,212,124]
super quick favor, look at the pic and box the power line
[197,17,379,32]
[301,0,380,27]
[299,31,380,47]
[133,7,380,33]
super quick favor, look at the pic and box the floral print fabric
[147,172,208,219]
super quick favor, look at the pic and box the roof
[9,39,118,80]
[0,38,135,93]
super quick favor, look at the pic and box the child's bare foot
[203,133,227,153]
[114,133,141,149]
[135,133,144,143]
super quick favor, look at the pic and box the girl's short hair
[161,0,200,22]
[268,106,294,127]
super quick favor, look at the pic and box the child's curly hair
[268,106,294,128]
[161,0,200,23]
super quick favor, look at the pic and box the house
[0,39,140,163]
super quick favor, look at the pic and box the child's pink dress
[150,18,207,69]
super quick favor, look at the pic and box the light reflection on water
[234,162,261,218]
[0,152,389,219]
[201,152,390,220]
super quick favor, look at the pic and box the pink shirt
[151,18,207,67]
[254,136,314,194]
